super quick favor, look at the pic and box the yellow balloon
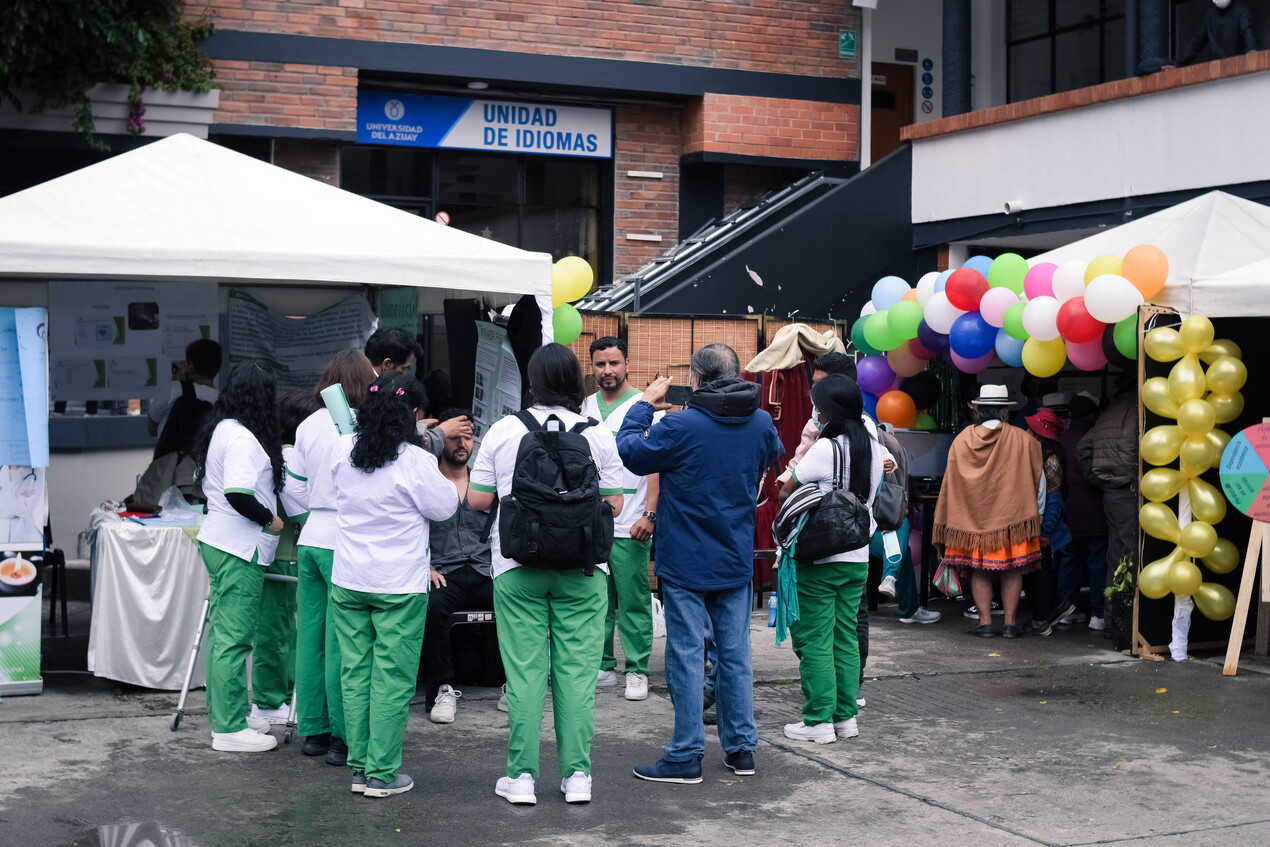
[1188,478,1227,525]
[551,256,594,306]
[1139,502,1181,542]
[1179,520,1218,558]
[1140,468,1186,502]
[1207,427,1231,456]
[1178,436,1216,476]
[1199,339,1242,365]
[1208,391,1244,425]
[1201,538,1239,575]
[1021,336,1066,378]
[1178,315,1215,353]
[1168,354,1205,404]
[1144,326,1185,362]
[1205,356,1247,394]
[1140,425,1184,466]
[1085,254,1123,283]
[1193,582,1236,621]
[1167,559,1203,596]
[1176,398,1215,438]
[1142,377,1179,419]
[1139,556,1177,599]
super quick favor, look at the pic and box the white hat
[1041,392,1067,408]
[1076,390,1100,404]
[969,384,1016,406]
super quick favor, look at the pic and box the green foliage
[1105,556,1135,601]
[0,1,216,149]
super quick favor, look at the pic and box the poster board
[48,281,217,401]
[1,308,49,551]
[471,322,522,453]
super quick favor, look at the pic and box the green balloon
[1003,302,1029,340]
[852,316,881,356]
[1114,314,1138,360]
[913,411,937,431]
[988,253,1029,294]
[553,303,583,345]
[887,300,925,340]
[864,309,902,352]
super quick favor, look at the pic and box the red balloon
[945,268,989,312]
[908,337,937,360]
[1055,296,1104,345]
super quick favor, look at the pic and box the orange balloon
[875,389,917,429]
[900,290,919,303]
[1122,244,1169,299]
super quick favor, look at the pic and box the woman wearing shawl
[934,385,1045,638]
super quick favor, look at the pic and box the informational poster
[0,308,49,467]
[227,289,377,393]
[377,287,419,333]
[1220,423,1270,520]
[48,281,217,401]
[471,322,522,454]
[0,583,42,696]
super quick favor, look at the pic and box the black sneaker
[633,757,703,784]
[724,750,755,775]
[325,736,348,766]
[301,732,331,757]
[364,773,413,798]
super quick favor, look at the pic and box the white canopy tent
[1031,191,1270,319]
[0,132,554,341]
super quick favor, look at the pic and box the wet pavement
[4,595,1270,846]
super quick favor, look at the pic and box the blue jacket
[617,379,784,592]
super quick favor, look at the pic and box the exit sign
[839,29,857,59]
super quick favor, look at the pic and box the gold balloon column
[1139,315,1244,623]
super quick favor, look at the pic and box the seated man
[425,409,496,724]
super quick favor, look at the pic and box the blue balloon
[862,391,879,419]
[964,255,993,277]
[917,320,949,354]
[934,269,951,293]
[871,275,911,311]
[949,311,996,360]
[994,328,1026,368]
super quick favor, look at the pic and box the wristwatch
[642,511,657,523]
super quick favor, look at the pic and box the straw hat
[1025,408,1064,441]
[968,384,1015,406]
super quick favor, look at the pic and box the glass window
[1103,17,1126,79]
[1010,0,1050,41]
[522,206,600,268]
[1007,0,1126,101]
[525,158,601,206]
[341,147,432,198]
[442,204,521,247]
[436,151,519,205]
[1010,41,1053,102]
[1055,28,1101,93]
[1055,0,1100,28]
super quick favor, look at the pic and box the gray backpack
[872,424,909,532]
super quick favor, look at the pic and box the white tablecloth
[88,523,208,690]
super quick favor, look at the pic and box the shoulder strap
[830,436,844,491]
[571,417,596,434]
[515,410,542,433]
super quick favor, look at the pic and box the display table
[87,522,208,690]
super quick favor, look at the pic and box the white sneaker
[899,607,942,624]
[878,575,897,600]
[497,684,508,713]
[624,672,648,701]
[212,728,278,752]
[857,698,866,708]
[834,717,860,739]
[783,721,836,744]
[560,771,592,803]
[250,703,291,725]
[596,669,619,688]
[430,684,461,723]
[1088,615,1106,631]
[495,773,537,805]
[245,714,271,733]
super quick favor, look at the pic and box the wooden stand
[1222,520,1270,675]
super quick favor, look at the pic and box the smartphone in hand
[665,385,692,407]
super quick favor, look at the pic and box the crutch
[171,590,211,731]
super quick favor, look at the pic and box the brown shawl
[933,423,1043,551]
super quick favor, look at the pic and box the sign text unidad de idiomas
[357,91,612,158]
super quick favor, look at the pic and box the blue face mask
[812,405,826,432]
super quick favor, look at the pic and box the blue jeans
[661,580,756,760]
[1057,536,1109,618]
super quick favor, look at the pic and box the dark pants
[423,565,495,698]
[1024,547,1057,622]
[1058,536,1109,618]
[1103,488,1138,581]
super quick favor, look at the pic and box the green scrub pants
[494,567,607,780]
[601,537,653,676]
[789,560,868,725]
[251,558,297,710]
[331,585,428,784]
[199,543,264,734]
[295,546,344,739]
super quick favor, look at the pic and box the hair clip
[368,385,379,392]
[396,388,405,396]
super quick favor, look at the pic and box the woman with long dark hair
[777,374,885,745]
[467,343,625,806]
[193,361,286,753]
[329,370,458,798]
[290,348,378,764]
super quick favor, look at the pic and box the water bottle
[767,591,778,627]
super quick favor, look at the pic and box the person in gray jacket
[1078,373,1138,583]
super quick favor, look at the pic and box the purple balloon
[916,320,950,354]
[950,350,995,374]
[856,355,897,396]
[949,311,996,360]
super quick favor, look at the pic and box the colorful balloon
[1084,254,1123,283]
[1193,582,1236,621]
[887,300,925,340]
[864,310,903,352]
[1208,427,1232,455]
[979,287,1019,328]
[922,291,966,335]
[908,337,937,361]
[1113,314,1137,360]
[1021,337,1066,377]
[994,329,1026,368]
[862,391,878,419]
[1139,554,1177,599]
[1144,326,1185,362]
[872,275,911,311]
[1179,521,1218,558]
[1178,315,1214,353]
[1206,356,1247,394]
[552,302,583,344]
[945,268,989,312]
[1188,478,1228,525]
[1051,261,1088,302]
[1208,391,1244,425]
[1021,296,1062,341]
[1141,468,1187,502]
[1139,502,1181,542]
[1140,425,1184,466]
[987,253,1028,294]
[963,255,993,277]
[949,311,996,360]
[1023,262,1058,301]
[915,271,941,306]
[852,316,881,356]
[917,321,950,354]
[1002,302,1029,341]
[1142,377,1179,419]
[1121,244,1169,299]
[1167,354,1205,404]
[1055,297,1104,344]
[913,411,937,431]
[1084,274,1144,323]
[1201,538,1239,575]
[1177,399,1216,438]
[857,355,898,395]
[886,344,927,378]
[1199,338,1241,365]
[552,256,594,306]
[949,349,994,374]
[1167,559,1203,596]
[1179,436,1216,477]
[876,390,918,429]
[1066,338,1108,371]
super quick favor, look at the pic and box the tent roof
[1030,191,1270,318]
[0,133,551,300]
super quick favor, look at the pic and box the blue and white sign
[358,91,612,159]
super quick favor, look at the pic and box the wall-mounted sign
[922,58,934,71]
[839,30,857,59]
[357,91,612,159]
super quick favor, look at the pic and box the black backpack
[793,436,872,564]
[154,380,214,459]
[497,411,614,576]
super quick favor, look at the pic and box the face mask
[811,404,827,432]
[1214,0,1230,9]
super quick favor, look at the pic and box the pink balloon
[980,287,1020,328]
[1024,262,1058,300]
[1066,337,1108,371]
[909,337,937,360]
[887,343,928,378]
[950,349,995,374]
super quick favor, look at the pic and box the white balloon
[1021,296,1062,341]
[1051,260,1087,302]
[1085,273,1145,323]
[979,287,1020,328]
[915,271,941,306]
[923,291,966,334]
[860,301,877,318]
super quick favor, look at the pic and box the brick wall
[193,1,860,79]
[212,60,358,131]
[723,164,809,217]
[272,138,342,185]
[614,105,681,280]
[683,93,857,162]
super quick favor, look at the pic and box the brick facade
[683,94,857,162]
[212,60,357,131]
[272,139,342,186]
